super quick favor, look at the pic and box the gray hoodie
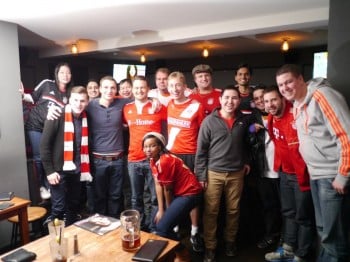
[293,77,350,187]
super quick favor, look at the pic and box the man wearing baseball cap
[190,64,221,116]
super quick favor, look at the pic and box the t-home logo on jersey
[134,119,155,126]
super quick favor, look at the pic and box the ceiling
[0,0,329,61]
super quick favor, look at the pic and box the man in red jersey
[263,86,315,262]
[123,76,167,231]
[167,71,205,252]
[190,64,221,116]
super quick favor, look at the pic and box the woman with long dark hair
[20,62,73,201]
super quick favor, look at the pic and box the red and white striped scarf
[63,104,92,182]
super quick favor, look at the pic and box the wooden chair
[8,206,47,246]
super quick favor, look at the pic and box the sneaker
[265,243,294,261]
[203,249,216,262]
[40,187,51,200]
[190,233,204,252]
[225,242,237,257]
[174,246,191,262]
[257,236,277,249]
[293,256,307,262]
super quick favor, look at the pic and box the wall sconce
[71,43,78,54]
[281,39,289,52]
[202,48,209,58]
[140,53,146,63]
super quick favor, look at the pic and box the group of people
[21,62,349,262]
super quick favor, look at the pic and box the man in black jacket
[251,86,282,249]
[40,86,91,226]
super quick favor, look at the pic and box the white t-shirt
[263,117,279,179]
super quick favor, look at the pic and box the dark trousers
[257,177,282,239]
[280,172,315,258]
[92,157,124,218]
[49,172,81,226]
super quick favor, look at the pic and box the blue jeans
[92,157,124,218]
[153,193,202,240]
[49,172,81,226]
[279,172,315,258]
[310,178,350,262]
[27,130,49,189]
[128,160,157,231]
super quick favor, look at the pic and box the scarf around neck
[63,104,92,182]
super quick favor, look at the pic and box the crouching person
[143,132,203,261]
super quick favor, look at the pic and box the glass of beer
[120,209,141,251]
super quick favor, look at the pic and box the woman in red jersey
[142,132,202,239]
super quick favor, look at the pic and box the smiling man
[87,76,132,219]
[190,64,221,116]
[234,63,254,114]
[166,71,205,253]
[263,85,315,262]
[276,64,350,262]
[195,85,252,262]
[123,76,167,231]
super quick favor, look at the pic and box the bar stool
[8,206,47,246]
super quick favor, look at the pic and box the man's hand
[47,172,60,185]
[332,180,348,195]
[244,164,251,175]
[47,105,62,120]
[249,123,265,133]
[150,98,162,113]
[199,181,208,191]
[19,82,24,97]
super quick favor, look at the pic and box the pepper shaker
[73,234,79,255]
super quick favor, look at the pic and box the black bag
[1,248,36,262]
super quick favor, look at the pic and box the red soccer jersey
[189,88,221,116]
[267,101,310,191]
[150,154,202,196]
[123,101,167,161]
[166,98,205,154]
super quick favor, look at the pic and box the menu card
[74,213,121,235]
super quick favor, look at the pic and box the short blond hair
[168,71,186,85]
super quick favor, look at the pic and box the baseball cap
[192,64,213,76]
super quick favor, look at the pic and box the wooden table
[0,197,31,245]
[1,224,180,261]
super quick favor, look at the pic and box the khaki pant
[203,169,245,250]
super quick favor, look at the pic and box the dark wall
[20,45,326,90]
[328,0,350,104]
